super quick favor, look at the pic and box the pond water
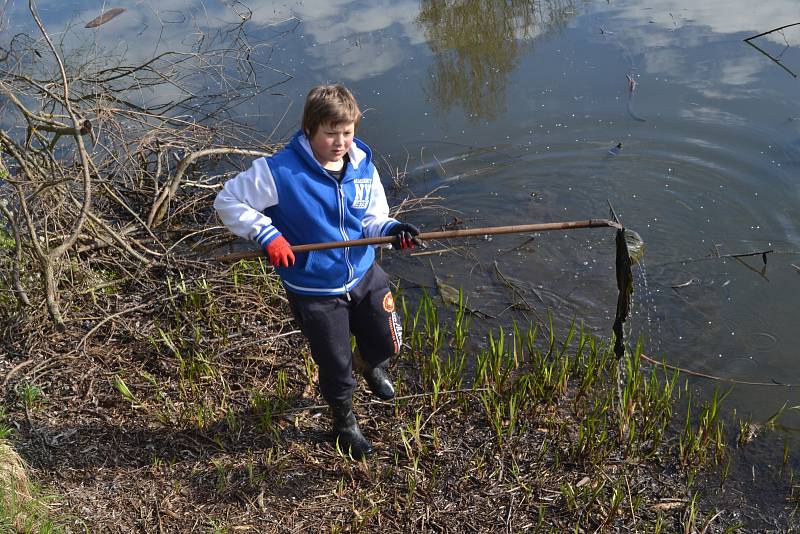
[6,0,800,510]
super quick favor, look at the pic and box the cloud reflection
[604,0,800,98]
[6,0,425,81]
[618,1,800,45]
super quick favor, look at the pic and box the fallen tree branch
[148,147,274,228]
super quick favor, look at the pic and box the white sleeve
[214,157,282,247]
[362,165,399,238]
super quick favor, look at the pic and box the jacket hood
[288,130,372,181]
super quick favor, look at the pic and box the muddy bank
[0,258,766,532]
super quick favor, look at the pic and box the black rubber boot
[363,364,395,400]
[331,398,374,459]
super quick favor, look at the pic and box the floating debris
[607,142,623,156]
[435,276,491,318]
[670,278,697,289]
[435,276,461,307]
[85,8,126,29]
[626,74,646,122]
[624,228,645,265]
[626,73,638,93]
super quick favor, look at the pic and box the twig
[1,359,36,388]
[744,39,797,78]
[218,329,302,358]
[699,511,724,534]
[493,260,540,310]
[640,353,795,387]
[76,302,153,352]
[655,249,785,268]
[409,246,458,257]
[727,249,773,262]
[744,22,800,42]
[0,199,31,306]
[733,255,768,281]
[624,474,637,526]
[273,387,492,415]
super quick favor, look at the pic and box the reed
[388,287,740,530]
[678,387,730,470]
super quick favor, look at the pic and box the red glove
[386,222,422,250]
[264,235,295,268]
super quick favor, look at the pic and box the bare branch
[148,147,273,227]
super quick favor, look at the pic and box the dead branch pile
[0,1,287,334]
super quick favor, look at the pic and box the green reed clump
[523,320,570,404]
[400,289,732,475]
[0,406,12,441]
[250,390,283,440]
[15,382,46,413]
[230,258,285,299]
[401,290,467,407]
[156,274,224,387]
[679,386,731,470]
[614,343,679,458]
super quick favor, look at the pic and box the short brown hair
[301,84,361,137]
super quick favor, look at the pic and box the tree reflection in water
[417,0,577,120]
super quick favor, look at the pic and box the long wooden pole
[214,218,621,263]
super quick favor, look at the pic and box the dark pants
[286,264,402,405]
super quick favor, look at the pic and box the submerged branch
[744,22,800,42]
[640,353,796,387]
[743,24,800,79]
[744,39,797,79]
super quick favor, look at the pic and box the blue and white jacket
[214,131,400,296]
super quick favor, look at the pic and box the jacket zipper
[337,184,354,294]
[313,144,354,298]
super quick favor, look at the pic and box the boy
[214,84,420,458]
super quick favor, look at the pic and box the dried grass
[0,439,33,533]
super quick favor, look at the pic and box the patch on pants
[382,291,395,313]
[388,310,403,353]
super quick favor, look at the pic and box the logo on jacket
[352,178,372,209]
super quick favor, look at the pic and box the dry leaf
[85,8,126,29]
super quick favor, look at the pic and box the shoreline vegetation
[0,263,753,532]
[4,256,797,533]
[0,4,797,532]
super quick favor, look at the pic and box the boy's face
[308,121,355,169]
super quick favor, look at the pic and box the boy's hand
[387,222,423,250]
[264,236,295,267]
